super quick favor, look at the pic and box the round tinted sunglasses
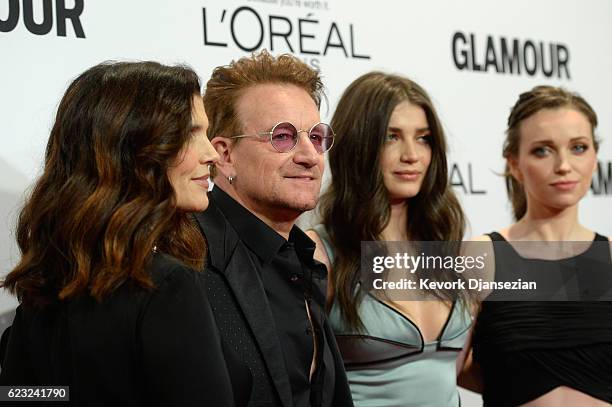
[230,122,335,154]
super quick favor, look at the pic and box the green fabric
[312,225,472,407]
[329,295,471,407]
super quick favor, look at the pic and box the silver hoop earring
[228,175,235,185]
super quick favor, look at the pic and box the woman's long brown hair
[319,72,466,331]
[2,61,205,307]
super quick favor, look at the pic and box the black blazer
[195,198,354,407]
[0,253,237,406]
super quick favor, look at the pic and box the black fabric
[205,265,281,407]
[473,232,612,406]
[0,253,245,406]
[211,185,323,407]
[195,187,353,407]
[265,243,317,407]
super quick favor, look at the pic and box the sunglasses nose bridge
[295,130,319,154]
[271,122,333,154]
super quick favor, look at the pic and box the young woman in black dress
[467,86,612,406]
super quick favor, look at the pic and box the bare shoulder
[306,228,335,304]
[463,234,496,289]
[305,229,332,271]
[305,228,320,242]
[463,234,494,262]
[468,234,493,242]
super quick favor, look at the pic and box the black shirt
[0,253,238,406]
[211,187,331,407]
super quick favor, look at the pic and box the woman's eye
[532,146,551,157]
[572,144,588,154]
[386,133,399,142]
[417,134,431,144]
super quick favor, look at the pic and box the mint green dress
[313,225,472,407]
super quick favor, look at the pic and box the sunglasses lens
[309,123,334,153]
[271,122,298,152]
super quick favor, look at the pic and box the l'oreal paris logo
[202,5,370,70]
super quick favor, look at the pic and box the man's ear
[507,155,523,184]
[211,136,235,179]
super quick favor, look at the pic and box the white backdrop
[1,1,611,404]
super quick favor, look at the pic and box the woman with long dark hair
[468,86,612,406]
[0,61,241,405]
[307,72,474,406]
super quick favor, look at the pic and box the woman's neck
[380,200,409,241]
[508,203,592,241]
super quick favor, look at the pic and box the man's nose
[293,131,319,167]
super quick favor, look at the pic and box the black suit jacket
[0,253,239,407]
[195,193,353,407]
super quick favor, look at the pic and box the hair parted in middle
[318,71,466,331]
[203,49,324,143]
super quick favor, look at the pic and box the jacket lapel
[194,204,294,407]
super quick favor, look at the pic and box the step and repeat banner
[1,1,611,402]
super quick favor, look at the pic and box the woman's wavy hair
[319,72,466,331]
[2,61,206,307]
[504,85,599,220]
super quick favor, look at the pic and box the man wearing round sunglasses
[195,50,353,407]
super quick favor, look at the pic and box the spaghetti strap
[487,232,505,242]
[594,233,608,242]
